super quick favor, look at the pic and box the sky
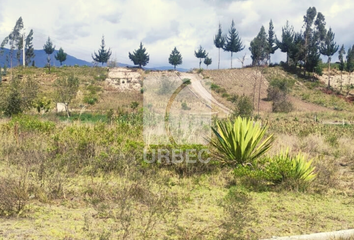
[0,0,353,69]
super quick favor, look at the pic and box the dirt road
[178,72,232,115]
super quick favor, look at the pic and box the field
[0,66,354,239]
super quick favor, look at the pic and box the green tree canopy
[223,20,244,68]
[43,37,55,73]
[92,36,112,66]
[54,75,79,117]
[276,21,294,64]
[1,17,24,69]
[303,7,327,74]
[204,57,212,69]
[320,27,339,87]
[168,47,182,70]
[267,19,278,64]
[346,46,354,74]
[249,26,269,66]
[25,29,35,66]
[194,45,208,69]
[129,42,150,68]
[55,47,67,66]
[338,44,346,72]
[214,23,225,69]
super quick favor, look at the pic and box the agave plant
[291,153,317,182]
[209,117,274,166]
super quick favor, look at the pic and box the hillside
[202,67,354,113]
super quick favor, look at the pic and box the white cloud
[0,0,353,69]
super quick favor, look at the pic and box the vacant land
[0,66,354,239]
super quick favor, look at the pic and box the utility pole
[22,29,26,67]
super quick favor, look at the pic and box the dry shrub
[0,175,30,216]
[300,134,331,157]
[220,187,259,239]
[83,176,181,239]
[313,156,339,191]
[268,134,299,156]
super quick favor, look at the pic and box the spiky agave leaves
[291,152,317,183]
[209,117,274,166]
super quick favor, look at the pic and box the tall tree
[204,57,212,69]
[168,47,182,70]
[276,21,294,65]
[267,20,278,64]
[43,37,55,73]
[288,32,305,68]
[16,35,23,66]
[194,45,208,69]
[25,29,35,66]
[346,46,354,85]
[223,20,244,68]
[129,42,150,68]
[92,36,112,66]
[338,45,346,91]
[249,26,269,66]
[320,28,339,88]
[1,17,24,72]
[214,24,225,69]
[302,7,327,75]
[55,47,67,66]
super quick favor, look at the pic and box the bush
[272,99,293,113]
[209,117,274,166]
[181,102,191,110]
[235,150,317,191]
[233,95,253,118]
[4,90,22,116]
[227,94,239,103]
[1,77,38,116]
[314,64,323,76]
[269,77,295,93]
[0,176,29,216]
[265,150,317,190]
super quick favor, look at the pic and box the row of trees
[0,17,68,73]
[43,37,68,73]
[247,7,345,88]
[91,37,213,70]
[0,17,35,68]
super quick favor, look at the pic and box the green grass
[57,112,108,123]
[1,66,354,239]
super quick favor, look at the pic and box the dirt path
[178,73,232,115]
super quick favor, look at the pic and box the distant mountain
[0,48,92,67]
[0,48,190,72]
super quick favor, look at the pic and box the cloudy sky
[0,0,353,69]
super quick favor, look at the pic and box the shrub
[181,102,191,110]
[265,150,317,189]
[130,101,139,111]
[234,150,317,191]
[269,77,295,93]
[272,99,293,113]
[234,95,253,118]
[222,93,230,98]
[4,90,22,116]
[0,176,29,216]
[209,117,274,166]
[227,94,239,103]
